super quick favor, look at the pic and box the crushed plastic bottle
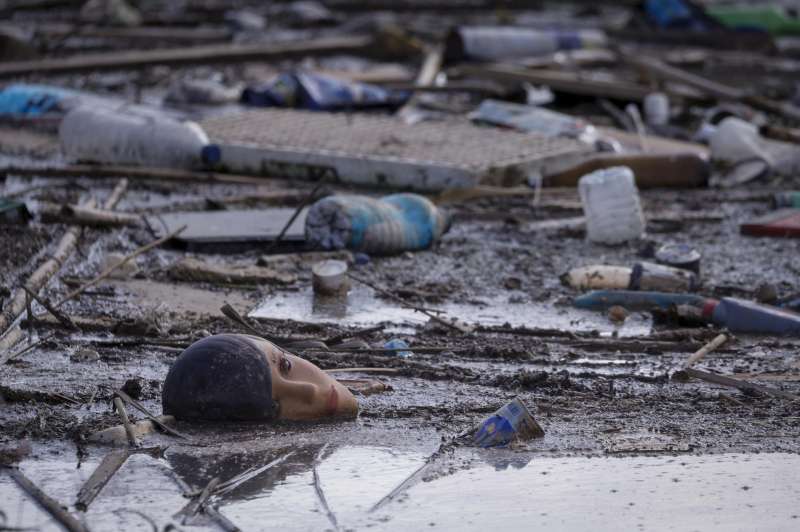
[578,166,645,245]
[384,339,413,358]
[473,398,545,448]
[59,106,220,169]
[305,193,449,255]
[446,26,607,62]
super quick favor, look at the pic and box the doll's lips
[326,385,339,415]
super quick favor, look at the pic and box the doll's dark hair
[162,334,278,421]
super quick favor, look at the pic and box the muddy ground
[1,1,800,529]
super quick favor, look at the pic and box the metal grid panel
[201,109,586,172]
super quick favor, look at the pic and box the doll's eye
[279,357,292,375]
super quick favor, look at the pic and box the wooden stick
[0,197,96,341]
[311,444,339,531]
[265,178,328,253]
[0,35,373,77]
[325,324,385,345]
[8,469,90,532]
[38,203,142,227]
[325,368,400,374]
[684,333,728,368]
[75,449,131,511]
[103,178,128,210]
[176,476,221,524]
[113,396,140,448]
[0,326,28,364]
[346,273,471,333]
[2,164,275,186]
[114,388,189,440]
[55,225,186,307]
[21,285,77,330]
[308,347,452,354]
[682,368,800,402]
[2,331,56,364]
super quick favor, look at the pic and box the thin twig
[55,225,186,308]
[347,273,471,333]
[325,325,385,345]
[113,396,140,448]
[176,477,221,524]
[312,444,339,531]
[21,286,77,330]
[8,469,90,532]
[679,368,800,402]
[325,368,400,374]
[684,333,728,368]
[265,178,328,253]
[114,389,189,440]
[4,332,56,363]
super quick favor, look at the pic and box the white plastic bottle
[59,105,220,169]
[578,166,645,245]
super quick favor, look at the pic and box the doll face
[246,336,359,421]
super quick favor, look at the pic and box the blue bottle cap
[201,144,221,165]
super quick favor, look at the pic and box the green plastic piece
[707,6,800,36]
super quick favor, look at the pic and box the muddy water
[251,285,652,336]
[3,446,799,531]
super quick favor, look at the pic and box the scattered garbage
[60,106,220,169]
[384,338,413,358]
[562,262,699,292]
[445,26,607,62]
[772,191,800,209]
[469,99,598,144]
[578,166,645,245]
[654,243,702,273]
[241,71,408,111]
[741,209,800,238]
[473,398,545,448]
[165,78,242,105]
[573,290,706,312]
[305,193,449,255]
[710,117,774,169]
[704,297,800,335]
[312,259,349,295]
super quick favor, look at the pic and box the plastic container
[384,338,413,358]
[311,259,348,295]
[305,193,449,255]
[643,92,669,126]
[473,397,544,448]
[704,297,800,335]
[59,106,220,169]
[654,243,701,273]
[578,166,645,245]
[445,26,607,62]
[561,262,698,292]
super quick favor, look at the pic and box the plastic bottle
[561,262,699,292]
[445,26,607,62]
[305,193,449,255]
[573,290,706,312]
[704,298,800,335]
[578,166,645,245]
[643,92,669,127]
[59,106,220,169]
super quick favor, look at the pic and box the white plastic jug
[578,166,645,245]
[59,105,219,169]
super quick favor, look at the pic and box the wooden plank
[0,35,372,78]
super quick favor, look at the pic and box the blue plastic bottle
[705,297,800,335]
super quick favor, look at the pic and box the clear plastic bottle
[59,105,220,169]
[578,166,645,245]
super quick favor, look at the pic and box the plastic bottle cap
[201,144,221,165]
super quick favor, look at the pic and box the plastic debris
[562,262,700,292]
[704,297,800,335]
[469,99,598,144]
[578,166,645,245]
[312,259,349,295]
[573,290,706,312]
[305,193,449,255]
[241,70,408,111]
[473,398,544,448]
[445,26,607,62]
[59,106,220,169]
[384,339,413,358]
[654,243,702,273]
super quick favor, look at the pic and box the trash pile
[2,0,800,529]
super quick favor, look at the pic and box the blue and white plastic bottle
[305,193,449,255]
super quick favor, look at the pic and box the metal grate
[202,109,591,191]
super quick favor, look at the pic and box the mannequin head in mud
[162,334,358,421]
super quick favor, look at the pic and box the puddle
[251,285,651,336]
[3,445,799,531]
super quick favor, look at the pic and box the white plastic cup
[578,166,645,245]
[312,259,348,295]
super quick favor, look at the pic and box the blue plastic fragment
[384,339,413,358]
